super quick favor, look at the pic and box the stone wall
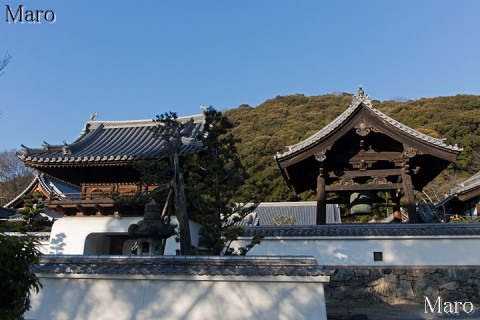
[326,267,480,304]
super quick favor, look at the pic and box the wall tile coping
[242,223,480,237]
[32,255,334,277]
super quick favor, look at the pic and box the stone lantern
[128,200,175,255]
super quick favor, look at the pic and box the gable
[276,89,461,194]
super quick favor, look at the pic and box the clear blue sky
[1,0,479,151]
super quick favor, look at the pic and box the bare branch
[0,52,12,76]
[0,150,35,205]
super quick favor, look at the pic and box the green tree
[187,107,260,255]
[17,192,46,232]
[0,234,42,320]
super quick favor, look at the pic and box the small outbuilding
[275,87,462,224]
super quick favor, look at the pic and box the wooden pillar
[402,166,418,223]
[316,167,327,225]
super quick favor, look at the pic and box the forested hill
[224,93,480,202]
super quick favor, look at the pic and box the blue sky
[1,1,479,151]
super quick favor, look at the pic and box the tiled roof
[452,171,480,195]
[242,223,480,237]
[40,174,81,198]
[276,90,461,160]
[32,255,333,277]
[18,115,205,165]
[4,232,51,242]
[238,202,341,226]
[5,173,81,208]
[0,206,16,218]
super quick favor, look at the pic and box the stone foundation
[326,267,480,304]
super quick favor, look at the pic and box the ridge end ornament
[351,85,373,108]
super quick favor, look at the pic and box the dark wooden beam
[349,151,403,162]
[326,183,403,192]
[329,169,403,179]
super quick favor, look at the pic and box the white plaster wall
[26,274,328,320]
[238,235,480,267]
[48,217,201,255]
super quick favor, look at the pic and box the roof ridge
[18,113,206,167]
[276,87,461,159]
[452,171,480,194]
[87,114,205,130]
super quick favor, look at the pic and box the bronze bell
[350,191,373,214]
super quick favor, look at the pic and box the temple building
[16,114,205,255]
[5,173,80,209]
[17,115,205,217]
[275,88,462,224]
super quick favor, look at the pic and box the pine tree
[150,112,192,255]
[18,192,45,232]
[187,107,259,255]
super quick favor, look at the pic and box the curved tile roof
[242,223,480,237]
[276,90,461,160]
[18,115,205,166]
[32,255,333,277]
[5,173,81,208]
[452,171,480,195]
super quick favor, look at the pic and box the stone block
[441,290,463,302]
[407,269,426,277]
[397,280,414,299]
[355,269,370,278]
[399,275,413,281]
[464,287,475,295]
[426,268,438,274]
[413,279,439,301]
[330,285,350,299]
[432,272,447,284]
[333,268,353,282]
[373,275,397,297]
[393,269,406,275]
[369,279,380,287]
[446,269,470,282]
[369,269,382,278]
[350,287,371,300]
[471,269,480,279]
[439,281,459,291]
